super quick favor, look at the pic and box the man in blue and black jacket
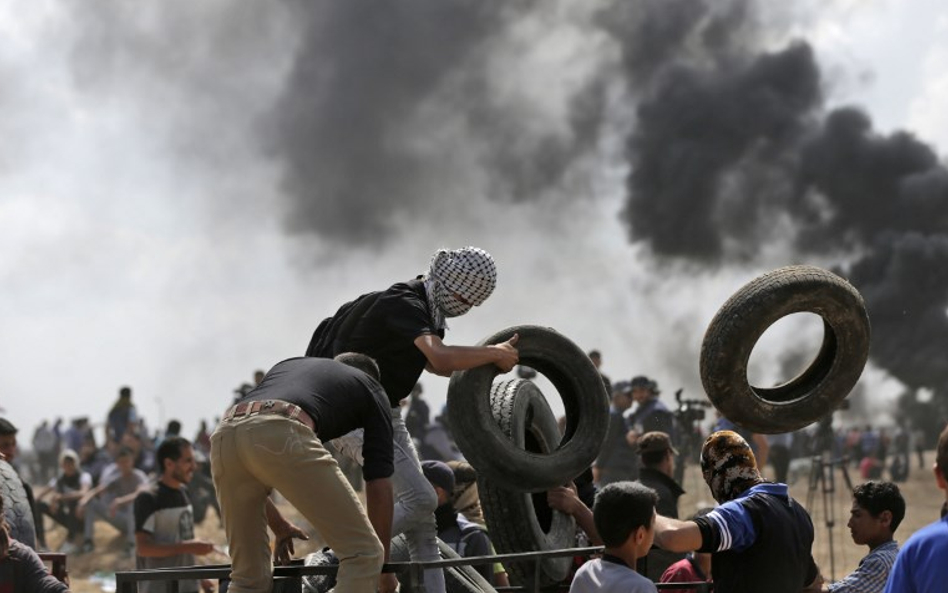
[652,430,822,593]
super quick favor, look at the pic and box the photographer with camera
[672,389,712,485]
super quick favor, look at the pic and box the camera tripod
[805,454,853,581]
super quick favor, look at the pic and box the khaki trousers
[211,414,383,593]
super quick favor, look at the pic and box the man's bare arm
[135,531,215,558]
[265,497,309,565]
[364,477,394,560]
[365,477,398,593]
[414,334,519,375]
[653,515,703,553]
[547,484,601,545]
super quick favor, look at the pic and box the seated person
[35,449,92,553]
[824,481,904,592]
[569,481,658,593]
[76,446,148,555]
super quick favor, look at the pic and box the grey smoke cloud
[7,0,943,433]
[264,0,613,246]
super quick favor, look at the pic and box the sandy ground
[52,451,943,592]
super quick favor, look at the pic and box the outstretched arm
[547,483,601,546]
[414,333,519,375]
[653,515,703,553]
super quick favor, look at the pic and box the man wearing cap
[422,460,495,583]
[635,431,686,580]
[593,380,639,485]
[304,246,519,593]
[652,430,821,593]
[625,376,677,448]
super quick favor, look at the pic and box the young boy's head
[593,481,658,557]
[848,481,905,548]
[936,423,948,498]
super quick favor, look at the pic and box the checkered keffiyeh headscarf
[424,247,497,329]
[700,430,763,503]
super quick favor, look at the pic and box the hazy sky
[1,0,946,447]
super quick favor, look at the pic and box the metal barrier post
[408,562,426,592]
[115,573,136,593]
[532,555,542,593]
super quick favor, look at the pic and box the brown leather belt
[222,400,315,432]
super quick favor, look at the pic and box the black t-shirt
[308,279,444,406]
[241,357,394,480]
[694,490,818,593]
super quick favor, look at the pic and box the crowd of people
[2,245,947,593]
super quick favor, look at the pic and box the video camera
[674,388,713,426]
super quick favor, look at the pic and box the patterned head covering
[424,247,497,329]
[700,430,762,503]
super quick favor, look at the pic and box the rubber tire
[1,458,36,549]
[479,379,575,589]
[390,534,497,593]
[447,325,609,491]
[700,265,871,434]
[302,549,338,593]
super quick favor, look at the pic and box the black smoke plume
[614,2,948,395]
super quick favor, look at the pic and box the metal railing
[38,552,68,584]
[115,547,712,592]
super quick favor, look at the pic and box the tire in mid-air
[700,265,871,434]
[479,379,576,590]
[447,325,609,491]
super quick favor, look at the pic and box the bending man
[211,354,397,593]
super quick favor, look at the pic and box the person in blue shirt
[652,430,821,593]
[825,481,903,593]
[883,423,948,593]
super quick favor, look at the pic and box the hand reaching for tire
[491,333,519,372]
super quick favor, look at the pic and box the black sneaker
[79,540,94,554]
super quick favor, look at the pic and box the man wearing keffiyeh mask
[303,246,519,593]
[650,430,823,593]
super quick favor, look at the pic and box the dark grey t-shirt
[241,357,395,480]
